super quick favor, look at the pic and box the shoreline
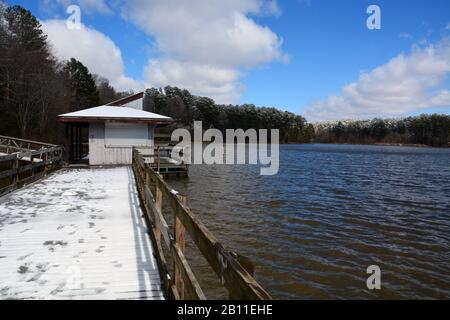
[309,141,449,148]
[161,140,448,148]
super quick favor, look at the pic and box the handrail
[132,148,272,300]
[0,135,59,149]
[138,146,188,175]
[0,138,63,197]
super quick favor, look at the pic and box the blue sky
[6,0,450,121]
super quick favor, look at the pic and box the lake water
[168,144,450,299]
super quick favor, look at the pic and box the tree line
[144,87,315,143]
[314,115,450,147]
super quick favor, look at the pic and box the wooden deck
[0,167,163,300]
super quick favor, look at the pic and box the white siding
[89,123,154,165]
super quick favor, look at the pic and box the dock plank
[0,167,164,300]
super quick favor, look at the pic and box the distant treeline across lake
[146,88,450,147]
[314,114,450,147]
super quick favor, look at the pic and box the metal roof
[58,106,174,124]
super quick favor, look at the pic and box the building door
[66,123,89,163]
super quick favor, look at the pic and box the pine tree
[64,58,100,111]
[0,5,56,137]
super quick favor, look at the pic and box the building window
[104,123,150,147]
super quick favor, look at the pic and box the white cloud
[121,0,285,103]
[261,0,282,17]
[41,0,285,103]
[41,19,143,92]
[145,59,242,103]
[304,39,450,122]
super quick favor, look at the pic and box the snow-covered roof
[58,106,173,123]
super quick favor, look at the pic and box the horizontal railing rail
[0,137,63,197]
[138,146,188,175]
[132,148,271,300]
[0,135,59,152]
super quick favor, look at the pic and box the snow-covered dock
[0,167,163,300]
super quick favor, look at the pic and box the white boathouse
[58,92,174,165]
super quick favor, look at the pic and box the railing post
[154,182,163,246]
[44,152,49,176]
[11,155,18,187]
[143,169,150,208]
[174,194,187,299]
[157,146,161,173]
[30,154,35,178]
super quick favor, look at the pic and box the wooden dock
[0,136,271,300]
[0,167,163,300]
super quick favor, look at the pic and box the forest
[314,115,450,147]
[0,4,448,147]
[144,87,315,143]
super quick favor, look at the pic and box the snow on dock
[0,167,163,300]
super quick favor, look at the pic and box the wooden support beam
[172,242,206,300]
[154,183,163,247]
[145,184,171,248]
[174,194,187,299]
[12,156,18,187]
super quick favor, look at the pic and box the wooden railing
[139,146,188,176]
[0,136,63,197]
[0,135,59,153]
[132,148,272,300]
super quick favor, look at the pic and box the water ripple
[169,144,450,299]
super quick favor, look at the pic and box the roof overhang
[58,116,175,125]
[58,104,174,126]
